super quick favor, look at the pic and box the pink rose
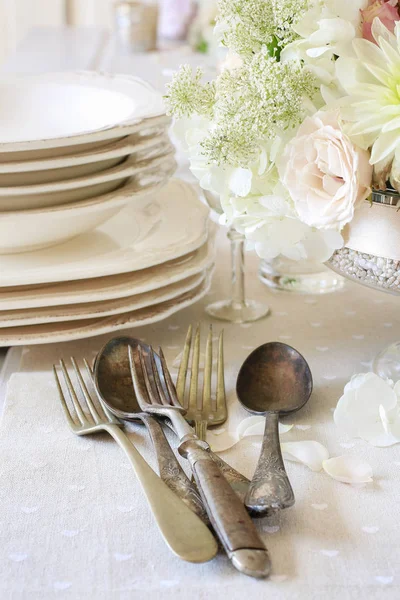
[361,0,400,43]
[279,111,372,230]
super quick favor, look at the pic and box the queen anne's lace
[217,0,311,56]
[165,0,376,263]
[165,66,216,119]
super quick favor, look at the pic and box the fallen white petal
[323,456,373,484]
[236,416,293,439]
[236,416,264,439]
[281,441,329,472]
[206,430,238,452]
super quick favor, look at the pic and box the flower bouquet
[166,0,400,295]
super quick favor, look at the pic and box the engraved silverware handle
[245,411,295,516]
[139,414,208,522]
[179,438,271,578]
[107,425,218,563]
[209,451,249,503]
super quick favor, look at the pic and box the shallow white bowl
[0,132,169,185]
[0,144,175,211]
[0,72,167,155]
[0,155,124,187]
[0,158,176,254]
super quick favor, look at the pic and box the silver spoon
[94,337,207,521]
[236,342,313,517]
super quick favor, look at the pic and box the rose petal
[206,430,238,452]
[334,372,400,445]
[236,416,293,439]
[323,456,373,484]
[281,441,329,472]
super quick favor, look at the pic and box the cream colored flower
[281,0,367,102]
[334,372,400,446]
[336,18,400,189]
[279,110,372,230]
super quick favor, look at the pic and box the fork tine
[134,345,158,407]
[216,329,226,414]
[83,359,116,424]
[53,365,76,430]
[203,325,213,413]
[158,347,181,408]
[128,345,148,410]
[148,347,171,406]
[71,357,101,424]
[176,324,192,408]
[189,324,201,412]
[59,359,86,425]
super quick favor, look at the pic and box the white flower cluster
[334,373,400,447]
[165,0,384,262]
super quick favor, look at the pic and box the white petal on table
[323,456,373,484]
[281,441,329,472]
[236,415,293,439]
[206,430,238,452]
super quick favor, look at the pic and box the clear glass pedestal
[206,228,270,324]
[259,256,345,295]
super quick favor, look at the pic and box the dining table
[0,25,399,600]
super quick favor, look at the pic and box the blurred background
[0,0,218,65]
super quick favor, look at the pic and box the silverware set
[53,324,313,579]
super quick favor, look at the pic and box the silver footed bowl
[327,189,400,296]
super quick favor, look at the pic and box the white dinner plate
[0,131,169,179]
[0,158,176,255]
[0,179,210,285]
[0,270,211,327]
[0,143,175,211]
[0,72,165,148]
[0,234,216,310]
[0,277,210,346]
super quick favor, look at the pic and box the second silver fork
[176,324,250,501]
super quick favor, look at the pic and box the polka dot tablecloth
[0,229,399,600]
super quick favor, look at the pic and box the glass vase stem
[228,227,246,309]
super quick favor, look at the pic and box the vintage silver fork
[177,324,227,440]
[129,344,271,579]
[176,324,250,500]
[53,357,218,564]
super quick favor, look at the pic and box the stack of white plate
[0,179,215,345]
[0,73,215,344]
[0,71,177,254]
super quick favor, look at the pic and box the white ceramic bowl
[0,132,169,185]
[0,157,177,254]
[0,72,167,155]
[0,144,175,211]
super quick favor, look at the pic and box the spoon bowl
[236,342,313,516]
[237,342,312,415]
[94,336,142,418]
[94,336,207,520]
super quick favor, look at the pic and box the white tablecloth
[1,228,400,600]
[1,27,400,600]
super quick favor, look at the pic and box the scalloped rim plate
[0,179,210,286]
[0,234,216,310]
[0,269,212,327]
[0,276,211,346]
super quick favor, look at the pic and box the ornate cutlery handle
[107,424,218,563]
[179,438,271,579]
[209,452,249,503]
[139,414,208,522]
[245,412,295,516]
